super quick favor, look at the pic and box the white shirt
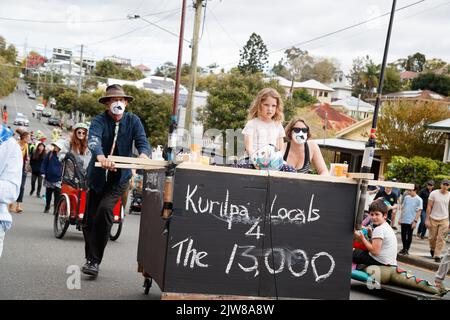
[0,137,23,223]
[242,118,285,153]
[429,189,450,220]
[369,222,398,266]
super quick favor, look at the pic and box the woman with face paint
[282,117,328,175]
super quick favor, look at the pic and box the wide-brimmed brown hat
[99,84,134,104]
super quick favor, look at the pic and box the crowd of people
[0,85,448,293]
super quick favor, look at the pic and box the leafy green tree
[385,156,450,186]
[238,33,269,74]
[122,85,172,147]
[95,60,144,80]
[404,52,426,72]
[308,58,337,83]
[54,90,77,113]
[0,35,18,97]
[283,47,313,95]
[76,93,104,117]
[377,100,450,160]
[411,72,450,96]
[199,71,288,133]
[424,58,449,75]
[382,66,402,94]
[347,55,379,99]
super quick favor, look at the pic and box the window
[319,91,323,97]
[324,92,328,97]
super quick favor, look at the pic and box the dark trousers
[16,171,27,203]
[45,186,61,213]
[401,223,414,251]
[352,248,385,266]
[417,210,427,237]
[30,173,43,196]
[82,183,128,264]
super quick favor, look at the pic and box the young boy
[398,185,423,255]
[353,199,398,266]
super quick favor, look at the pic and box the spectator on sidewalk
[417,180,434,239]
[425,179,450,263]
[353,199,398,267]
[41,140,63,214]
[374,185,398,229]
[0,124,23,257]
[398,184,423,255]
[435,247,449,294]
[29,142,46,198]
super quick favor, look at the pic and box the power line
[270,0,426,54]
[206,6,241,49]
[219,0,426,68]
[0,7,182,24]
[86,10,183,47]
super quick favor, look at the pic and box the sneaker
[431,250,435,258]
[392,226,398,231]
[81,260,99,277]
[29,191,34,196]
[435,257,441,263]
[43,208,49,214]
[405,250,409,255]
[398,249,407,255]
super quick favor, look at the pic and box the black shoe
[36,194,40,198]
[435,257,441,263]
[430,250,435,258]
[29,191,34,196]
[398,249,406,255]
[82,261,99,277]
[43,208,49,214]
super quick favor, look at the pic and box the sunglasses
[76,131,86,136]
[292,127,308,133]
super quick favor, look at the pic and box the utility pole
[184,0,205,137]
[67,54,72,87]
[77,44,84,123]
[77,44,84,98]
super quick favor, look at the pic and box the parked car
[35,104,45,111]
[42,109,52,117]
[14,113,30,126]
[48,117,61,126]
[28,92,36,99]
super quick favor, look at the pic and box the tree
[199,71,287,132]
[76,93,104,117]
[382,66,401,94]
[404,52,426,72]
[424,58,449,75]
[95,60,143,80]
[282,47,313,96]
[347,55,379,99]
[411,72,450,96]
[0,35,18,97]
[377,100,450,160]
[306,58,337,83]
[238,33,269,74]
[122,85,172,147]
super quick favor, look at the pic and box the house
[377,90,449,105]
[328,81,353,101]
[310,103,356,131]
[331,96,374,120]
[265,76,335,104]
[426,118,450,163]
[104,55,132,68]
[296,79,335,104]
[312,117,386,178]
[399,71,419,82]
[136,64,152,77]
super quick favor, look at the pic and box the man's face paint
[110,101,126,115]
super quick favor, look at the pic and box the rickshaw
[53,152,124,241]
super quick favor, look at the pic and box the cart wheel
[143,277,153,295]
[54,197,70,239]
[110,221,123,241]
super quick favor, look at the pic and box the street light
[127,14,190,43]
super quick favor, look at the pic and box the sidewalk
[396,231,450,275]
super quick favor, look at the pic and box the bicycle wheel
[110,221,122,241]
[54,196,70,239]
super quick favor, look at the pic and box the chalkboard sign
[159,164,357,299]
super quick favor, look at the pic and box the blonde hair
[284,117,312,141]
[248,88,284,122]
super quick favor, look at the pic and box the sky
[1,0,449,80]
